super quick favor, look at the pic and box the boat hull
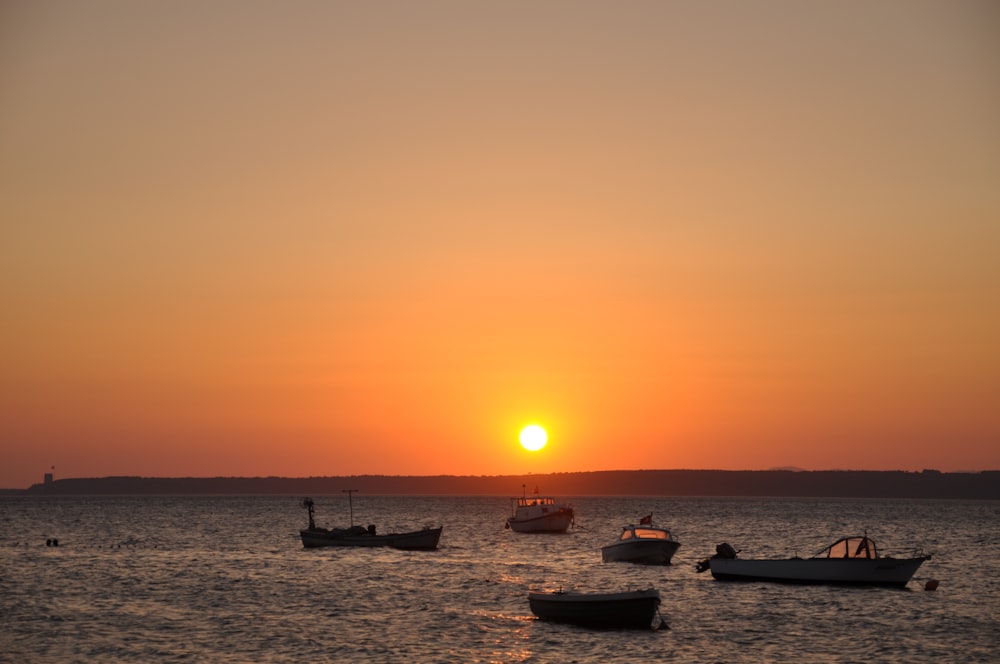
[528,589,661,629]
[709,555,929,587]
[506,510,574,533]
[602,539,680,565]
[300,526,442,550]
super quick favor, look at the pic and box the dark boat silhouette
[299,494,442,550]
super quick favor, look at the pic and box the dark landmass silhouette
[4,469,998,499]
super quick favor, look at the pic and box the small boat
[505,486,574,533]
[299,495,442,550]
[602,513,681,565]
[697,535,930,587]
[528,588,664,629]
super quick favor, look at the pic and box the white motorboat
[505,487,574,533]
[697,535,930,587]
[602,515,680,565]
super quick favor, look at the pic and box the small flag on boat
[640,513,652,525]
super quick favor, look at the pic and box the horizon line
[7,467,998,492]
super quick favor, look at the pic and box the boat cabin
[620,527,673,541]
[516,496,557,508]
[821,536,878,559]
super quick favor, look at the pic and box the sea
[1,495,997,663]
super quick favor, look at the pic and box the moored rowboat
[527,588,663,629]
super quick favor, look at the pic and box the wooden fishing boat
[299,495,442,550]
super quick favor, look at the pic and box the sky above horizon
[2,1,998,488]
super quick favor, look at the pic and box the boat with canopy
[697,535,930,587]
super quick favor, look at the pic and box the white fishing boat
[528,588,665,629]
[299,495,442,550]
[697,535,930,587]
[601,514,680,565]
[505,487,574,533]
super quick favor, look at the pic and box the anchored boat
[528,588,665,629]
[299,494,442,550]
[601,514,680,565]
[697,535,930,587]
[505,486,574,533]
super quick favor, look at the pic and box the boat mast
[343,489,358,527]
[302,497,316,529]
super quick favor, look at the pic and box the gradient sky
[2,1,998,488]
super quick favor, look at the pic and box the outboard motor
[696,542,738,572]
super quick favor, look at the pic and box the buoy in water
[925,579,939,591]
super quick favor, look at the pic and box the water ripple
[1,496,996,662]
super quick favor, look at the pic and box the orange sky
[2,1,998,488]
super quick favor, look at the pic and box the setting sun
[519,425,548,452]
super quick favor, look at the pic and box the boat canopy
[621,527,672,541]
[820,536,878,559]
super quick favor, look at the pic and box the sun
[519,425,548,452]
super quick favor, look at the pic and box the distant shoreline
[3,469,997,499]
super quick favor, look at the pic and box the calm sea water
[1,495,997,663]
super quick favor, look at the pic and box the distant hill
[9,469,999,499]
